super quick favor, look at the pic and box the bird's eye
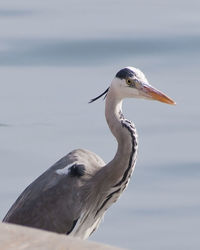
[126,78,133,86]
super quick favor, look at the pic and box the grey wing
[3,149,105,234]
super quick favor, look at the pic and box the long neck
[105,87,138,187]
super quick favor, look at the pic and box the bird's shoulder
[9,148,105,202]
[3,148,105,231]
[52,148,105,173]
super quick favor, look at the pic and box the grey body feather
[3,149,106,238]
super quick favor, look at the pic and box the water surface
[0,1,199,249]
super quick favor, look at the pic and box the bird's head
[90,66,175,105]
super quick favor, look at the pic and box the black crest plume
[89,87,109,103]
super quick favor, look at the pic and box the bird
[3,66,175,239]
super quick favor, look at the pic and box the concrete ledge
[0,222,123,250]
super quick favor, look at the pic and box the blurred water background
[0,0,199,249]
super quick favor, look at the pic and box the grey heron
[3,67,175,239]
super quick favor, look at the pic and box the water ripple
[0,36,199,66]
[0,9,34,17]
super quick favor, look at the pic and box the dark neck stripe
[113,120,137,188]
[94,116,137,219]
[95,188,121,217]
[95,196,112,217]
[67,218,79,234]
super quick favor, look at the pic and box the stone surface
[0,222,123,250]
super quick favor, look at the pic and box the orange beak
[142,85,176,105]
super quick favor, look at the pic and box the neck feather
[105,87,138,186]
